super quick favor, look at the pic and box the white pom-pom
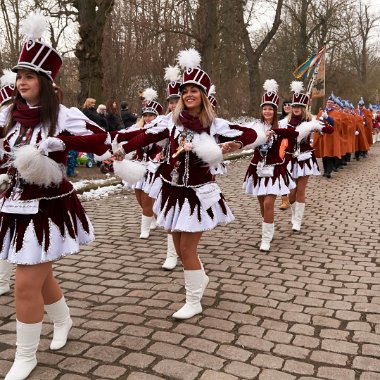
[20,12,49,40]
[208,85,216,96]
[13,145,64,187]
[244,122,268,149]
[177,48,201,70]
[263,79,278,93]
[1,70,16,87]
[192,133,223,167]
[290,81,304,94]
[164,66,181,82]
[296,120,319,142]
[113,160,147,184]
[143,88,158,102]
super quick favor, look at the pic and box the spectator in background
[120,100,137,129]
[81,98,103,126]
[105,99,124,132]
[96,104,109,130]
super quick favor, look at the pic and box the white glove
[355,130,359,135]
[111,134,120,154]
[38,137,65,155]
[322,111,328,119]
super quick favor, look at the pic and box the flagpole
[306,45,326,113]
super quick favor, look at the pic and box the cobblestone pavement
[1,144,380,380]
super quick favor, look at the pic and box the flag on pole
[310,50,326,99]
[293,46,326,79]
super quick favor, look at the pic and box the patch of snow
[78,184,123,201]
[71,177,118,191]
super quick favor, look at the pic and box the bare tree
[237,0,284,115]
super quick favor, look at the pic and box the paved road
[1,144,380,380]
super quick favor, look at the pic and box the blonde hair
[289,106,312,121]
[173,88,215,128]
[135,116,148,129]
[83,98,96,109]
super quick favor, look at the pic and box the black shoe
[326,173,331,178]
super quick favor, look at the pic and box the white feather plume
[20,12,49,40]
[94,151,112,162]
[143,88,158,102]
[1,70,16,87]
[296,120,320,142]
[263,79,278,93]
[177,48,201,70]
[244,121,268,149]
[164,65,181,82]
[290,81,304,94]
[13,145,64,187]
[192,132,223,167]
[208,85,216,96]
[113,159,147,184]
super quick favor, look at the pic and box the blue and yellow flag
[293,47,326,79]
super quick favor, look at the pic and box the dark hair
[120,101,128,110]
[106,99,118,114]
[1,72,60,138]
[281,99,292,118]
[260,104,279,128]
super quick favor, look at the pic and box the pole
[306,45,326,113]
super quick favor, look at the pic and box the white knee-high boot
[45,297,73,350]
[150,216,157,230]
[139,215,152,239]
[172,270,205,320]
[0,260,13,295]
[292,202,305,232]
[260,222,274,251]
[162,235,178,270]
[290,202,296,226]
[5,321,42,380]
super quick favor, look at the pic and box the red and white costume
[117,111,260,232]
[243,121,298,196]
[279,117,333,179]
[0,102,110,265]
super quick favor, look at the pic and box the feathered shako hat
[0,70,16,106]
[290,81,309,107]
[141,88,163,116]
[177,48,211,94]
[164,65,181,100]
[261,79,279,108]
[12,13,62,81]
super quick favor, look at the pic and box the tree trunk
[74,0,114,104]
[237,0,283,116]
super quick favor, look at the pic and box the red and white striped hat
[261,79,279,108]
[0,70,16,107]
[290,81,309,107]
[12,13,62,81]
[177,49,211,94]
[164,65,181,100]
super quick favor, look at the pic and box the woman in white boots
[114,49,262,320]
[117,88,164,239]
[284,82,333,232]
[0,14,110,380]
[243,80,298,252]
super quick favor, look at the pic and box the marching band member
[1,14,110,380]
[0,69,16,296]
[283,82,333,232]
[113,48,264,319]
[242,80,298,251]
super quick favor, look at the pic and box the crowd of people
[0,12,378,380]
